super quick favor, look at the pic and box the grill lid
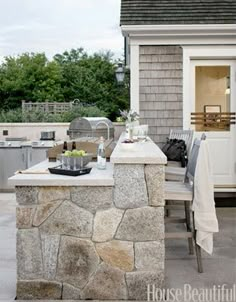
[68,117,114,140]
[69,117,113,131]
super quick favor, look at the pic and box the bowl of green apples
[61,150,92,170]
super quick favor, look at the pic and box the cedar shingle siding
[139,46,183,146]
[121,0,236,25]
[121,1,235,145]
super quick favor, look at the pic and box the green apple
[64,150,72,157]
[78,150,86,156]
[71,150,80,157]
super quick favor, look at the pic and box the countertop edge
[110,158,167,164]
[8,161,114,187]
[8,178,114,187]
[110,133,167,165]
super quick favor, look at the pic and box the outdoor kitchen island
[9,133,167,300]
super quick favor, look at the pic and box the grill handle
[95,121,110,140]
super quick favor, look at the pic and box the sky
[0,0,124,63]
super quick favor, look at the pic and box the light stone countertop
[8,160,114,187]
[9,133,166,187]
[110,133,167,164]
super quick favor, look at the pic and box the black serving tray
[49,165,92,176]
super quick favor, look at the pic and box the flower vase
[126,121,137,140]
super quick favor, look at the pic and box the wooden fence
[21,100,74,114]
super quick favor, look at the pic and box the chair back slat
[185,133,206,182]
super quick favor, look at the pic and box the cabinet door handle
[22,153,25,162]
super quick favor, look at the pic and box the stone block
[71,186,113,214]
[62,283,81,300]
[39,200,93,237]
[81,263,127,300]
[135,241,165,271]
[38,186,70,203]
[41,235,60,280]
[114,165,148,209]
[17,280,62,300]
[145,165,165,207]
[92,208,124,242]
[126,271,164,300]
[17,229,43,279]
[96,240,134,271]
[16,186,38,205]
[56,236,99,289]
[16,206,35,228]
[115,207,164,241]
[33,200,63,226]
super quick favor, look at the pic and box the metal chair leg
[184,201,194,255]
[165,200,170,217]
[195,241,203,273]
[192,212,203,273]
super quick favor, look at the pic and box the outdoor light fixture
[115,62,125,84]
[225,76,230,95]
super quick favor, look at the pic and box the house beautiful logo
[147,284,236,302]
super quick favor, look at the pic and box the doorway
[190,60,236,189]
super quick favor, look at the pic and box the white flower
[119,109,139,122]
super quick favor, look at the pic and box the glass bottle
[97,136,106,170]
[72,141,76,151]
[62,141,67,153]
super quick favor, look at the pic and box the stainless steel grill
[67,117,114,140]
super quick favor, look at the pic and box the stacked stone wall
[16,163,165,300]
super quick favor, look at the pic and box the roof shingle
[120,0,236,25]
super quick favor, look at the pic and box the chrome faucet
[95,121,110,140]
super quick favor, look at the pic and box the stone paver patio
[0,193,235,301]
[0,193,16,301]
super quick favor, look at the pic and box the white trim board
[122,24,236,45]
[121,24,236,37]
[130,45,139,113]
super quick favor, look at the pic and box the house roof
[120,0,236,25]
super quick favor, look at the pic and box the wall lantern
[115,62,125,84]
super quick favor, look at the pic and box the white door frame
[183,46,236,190]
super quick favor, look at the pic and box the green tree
[0,53,63,110]
[0,48,130,120]
[54,48,129,120]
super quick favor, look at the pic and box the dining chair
[167,129,194,167]
[165,133,206,181]
[164,136,206,273]
[169,129,194,158]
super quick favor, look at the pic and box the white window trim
[182,46,236,129]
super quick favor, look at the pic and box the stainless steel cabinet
[0,147,27,191]
[29,147,48,167]
[0,144,51,191]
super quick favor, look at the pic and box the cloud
[0,0,123,59]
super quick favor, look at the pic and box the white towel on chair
[192,140,219,254]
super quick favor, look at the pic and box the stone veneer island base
[9,134,167,300]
